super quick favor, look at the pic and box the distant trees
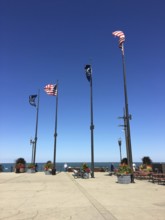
[44,161,53,171]
[121,158,128,165]
[142,156,152,165]
[15,157,26,165]
[15,157,26,173]
[140,156,152,171]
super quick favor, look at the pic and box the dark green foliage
[82,163,88,171]
[117,164,132,175]
[142,156,152,165]
[44,161,53,170]
[27,163,35,169]
[15,158,26,165]
[121,158,128,165]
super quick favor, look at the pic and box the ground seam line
[66,173,118,220]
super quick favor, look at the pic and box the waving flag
[85,64,92,82]
[44,84,57,96]
[29,95,37,107]
[112,30,125,48]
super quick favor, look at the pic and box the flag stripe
[112,30,125,48]
[112,31,125,38]
[44,84,57,96]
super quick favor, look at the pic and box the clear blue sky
[0,0,165,163]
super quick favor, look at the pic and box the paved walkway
[0,172,165,220]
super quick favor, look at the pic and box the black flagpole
[33,90,40,165]
[90,73,95,178]
[85,64,95,178]
[120,44,134,183]
[118,108,129,161]
[123,108,129,161]
[52,82,58,175]
[30,139,35,163]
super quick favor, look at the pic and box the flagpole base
[52,168,56,175]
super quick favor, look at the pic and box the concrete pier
[0,172,164,220]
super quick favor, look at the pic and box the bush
[121,158,128,165]
[117,164,132,175]
[44,161,53,171]
[15,157,26,173]
[15,158,26,166]
[27,163,36,169]
[140,156,153,172]
[142,156,152,165]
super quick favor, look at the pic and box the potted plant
[82,163,91,178]
[140,156,153,172]
[27,163,36,173]
[15,158,26,173]
[116,158,132,184]
[44,161,53,175]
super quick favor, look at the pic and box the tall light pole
[118,138,122,163]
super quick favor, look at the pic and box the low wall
[67,167,106,172]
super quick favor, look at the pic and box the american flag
[44,84,57,96]
[112,30,125,48]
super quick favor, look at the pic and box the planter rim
[117,174,131,176]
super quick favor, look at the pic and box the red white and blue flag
[44,84,57,96]
[112,30,125,48]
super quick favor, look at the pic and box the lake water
[0,162,141,172]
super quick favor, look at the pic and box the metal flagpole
[90,73,95,178]
[118,108,129,161]
[33,90,40,165]
[52,82,58,175]
[85,65,95,178]
[30,139,35,163]
[120,43,134,183]
[123,108,129,161]
[112,30,134,182]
